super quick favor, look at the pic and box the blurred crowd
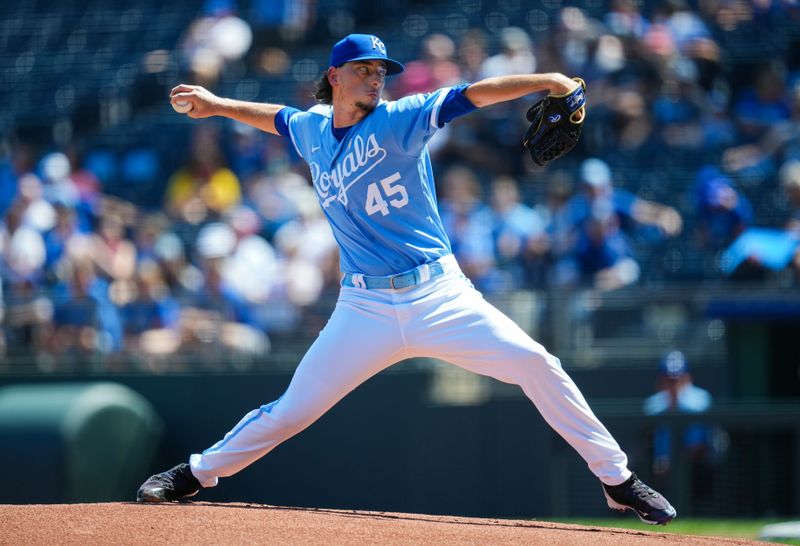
[0,129,341,370]
[2,0,800,368]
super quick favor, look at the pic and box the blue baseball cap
[659,350,689,378]
[329,34,404,75]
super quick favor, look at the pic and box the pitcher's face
[330,60,387,114]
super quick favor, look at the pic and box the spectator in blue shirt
[693,165,752,251]
[488,175,547,290]
[643,350,717,503]
[644,350,712,417]
[570,201,641,291]
[45,259,123,364]
[121,260,181,358]
[569,158,683,240]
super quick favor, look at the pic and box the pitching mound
[1,502,759,545]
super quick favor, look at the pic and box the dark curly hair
[313,71,333,104]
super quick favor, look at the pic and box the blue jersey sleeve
[274,106,301,137]
[438,83,478,126]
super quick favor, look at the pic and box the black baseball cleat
[601,473,677,525]
[137,463,203,502]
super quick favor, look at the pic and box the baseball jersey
[277,87,471,276]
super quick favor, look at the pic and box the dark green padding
[0,382,163,503]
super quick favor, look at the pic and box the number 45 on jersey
[365,172,409,216]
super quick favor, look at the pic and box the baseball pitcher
[137,34,676,525]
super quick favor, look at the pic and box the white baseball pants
[190,255,631,488]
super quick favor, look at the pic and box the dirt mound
[1,502,759,545]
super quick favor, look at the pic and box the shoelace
[153,467,191,488]
[628,479,658,499]
[151,473,177,487]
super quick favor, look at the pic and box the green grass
[549,518,800,544]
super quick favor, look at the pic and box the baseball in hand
[172,100,193,114]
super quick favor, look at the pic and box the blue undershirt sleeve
[274,106,301,137]
[436,83,478,127]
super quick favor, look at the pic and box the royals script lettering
[309,133,387,208]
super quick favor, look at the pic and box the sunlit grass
[549,518,800,544]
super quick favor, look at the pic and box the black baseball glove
[522,78,586,166]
